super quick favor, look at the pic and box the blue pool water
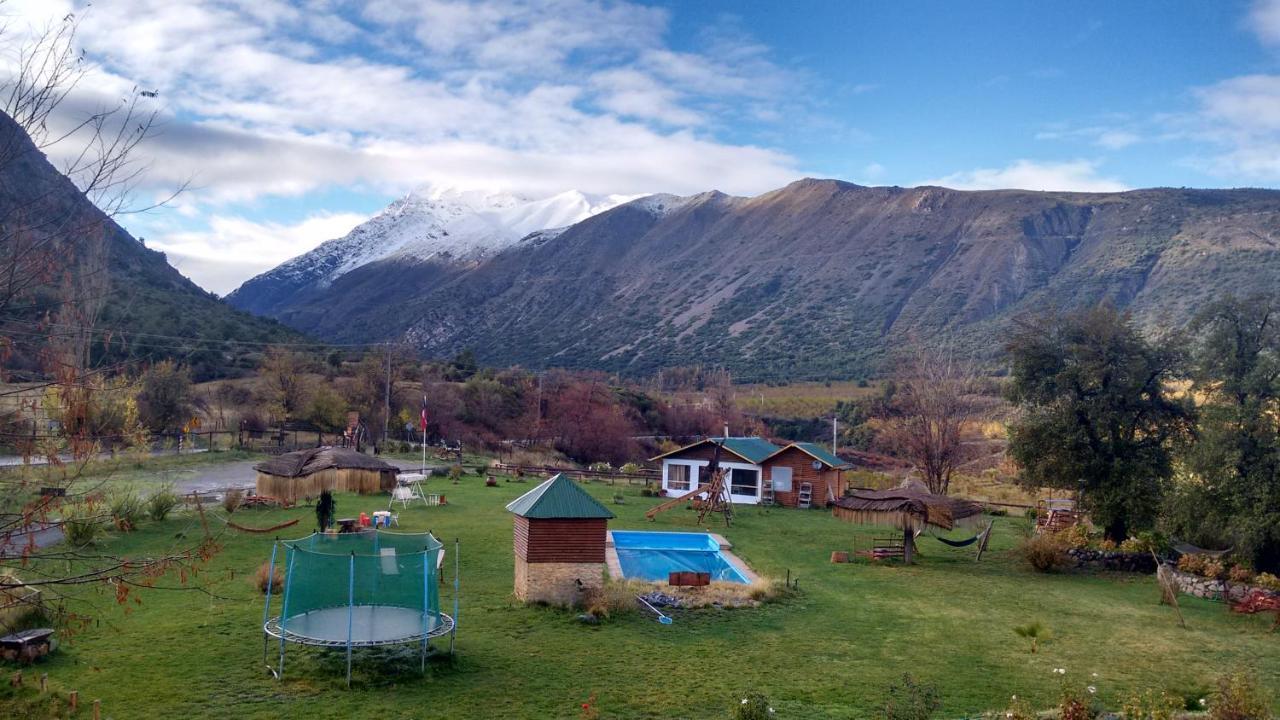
[611,531,751,584]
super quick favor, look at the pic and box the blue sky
[5,0,1280,293]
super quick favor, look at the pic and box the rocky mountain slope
[0,111,299,380]
[230,179,1280,380]
[227,186,635,318]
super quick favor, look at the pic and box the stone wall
[1066,548,1157,574]
[1168,568,1279,603]
[514,556,605,606]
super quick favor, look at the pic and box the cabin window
[771,466,793,493]
[729,468,760,498]
[668,464,691,491]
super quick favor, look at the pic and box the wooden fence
[491,462,659,486]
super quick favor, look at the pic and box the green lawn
[6,459,1278,719]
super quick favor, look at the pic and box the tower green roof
[505,473,616,519]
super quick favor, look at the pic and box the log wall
[255,467,396,503]
[513,516,608,563]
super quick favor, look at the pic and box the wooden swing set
[644,441,734,527]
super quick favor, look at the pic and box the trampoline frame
[261,530,461,686]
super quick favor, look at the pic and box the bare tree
[0,14,213,629]
[879,342,981,495]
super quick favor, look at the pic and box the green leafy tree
[1173,294,1280,572]
[305,384,348,432]
[138,360,194,433]
[1006,306,1191,541]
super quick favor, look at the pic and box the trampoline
[261,529,458,685]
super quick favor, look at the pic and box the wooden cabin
[506,473,614,606]
[254,446,399,503]
[760,442,853,508]
[652,437,851,508]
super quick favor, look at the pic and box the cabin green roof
[650,436,783,464]
[788,442,852,469]
[505,473,616,519]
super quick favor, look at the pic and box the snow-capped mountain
[226,186,637,317]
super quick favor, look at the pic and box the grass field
[5,457,1279,719]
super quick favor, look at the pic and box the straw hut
[832,481,983,563]
[254,447,399,503]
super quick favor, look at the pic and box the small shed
[506,473,615,606]
[760,442,853,508]
[254,446,399,503]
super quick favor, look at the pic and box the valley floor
[5,455,1278,719]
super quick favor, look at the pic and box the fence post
[69,690,77,710]
[93,699,101,720]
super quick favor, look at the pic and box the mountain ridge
[228,177,1280,380]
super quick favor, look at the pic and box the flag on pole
[419,396,429,431]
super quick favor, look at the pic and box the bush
[109,488,145,531]
[1178,554,1207,575]
[582,580,645,619]
[999,695,1035,720]
[147,484,179,521]
[1012,621,1050,653]
[1058,688,1092,720]
[61,502,106,547]
[1209,670,1273,720]
[878,674,940,720]
[619,462,642,474]
[1228,564,1255,584]
[255,561,283,594]
[448,464,464,483]
[223,488,244,513]
[316,489,335,531]
[1122,689,1182,720]
[1063,524,1091,550]
[1202,559,1227,580]
[732,693,775,720]
[1255,572,1280,591]
[588,462,612,473]
[1020,533,1070,573]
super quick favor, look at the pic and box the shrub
[61,502,105,547]
[448,464,464,483]
[222,488,244,513]
[1228,564,1255,584]
[582,580,645,619]
[1177,554,1206,575]
[1063,524,1091,550]
[999,695,1035,720]
[1020,533,1070,573]
[1012,621,1050,653]
[1255,572,1280,591]
[316,489,335,530]
[1098,538,1117,551]
[733,693,775,720]
[1120,531,1165,554]
[1058,687,1091,720]
[1202,559,1227,580]
[1209,670,1273,720]
[1122,689,1182,720]
[109,488,145,531]
[146,484,179,521]
[879,674,940,720]
[255,561,283,594]
[588,461,612,473]
[619,462,642,474]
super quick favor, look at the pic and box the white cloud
[0,0,814,291]
[1182,74,1280,180]
[920,159,1129,192]
[148,211,371,294]
[1249,0,1280,45]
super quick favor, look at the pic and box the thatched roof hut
[255,447,399,502]
[832,481,984,563]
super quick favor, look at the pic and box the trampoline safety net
[263,530,451,653]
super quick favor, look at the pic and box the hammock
[1171,540,1233,558]
[934,534,979,548]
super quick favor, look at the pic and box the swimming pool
[610,530,751,584]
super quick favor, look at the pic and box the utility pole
[832,416,838,455]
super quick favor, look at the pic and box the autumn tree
[1006,306,1192,541]
[877,345,979,495]
[259,347,310,423]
